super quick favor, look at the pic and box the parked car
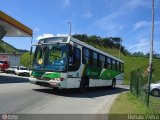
[144,81,160,97]
[5,66,18,74]
[14,66,30,77]
[150,81,160,97]
[0,60,9,71]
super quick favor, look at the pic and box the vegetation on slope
[20,52,33,68]
[0,40,28,53]
[73,34,129,55]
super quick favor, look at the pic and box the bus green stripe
[31,71,61,79]
[83,65,121,80]
[43,72,61,79]
[100,69,121,80]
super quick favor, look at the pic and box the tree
[110,37,122,44]
[132,52,144,57]
[72,34,130,55]
[72,34,88,41]
[20,52,33,68]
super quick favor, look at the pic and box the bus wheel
[52,87,58,92]
[111,78,116,89]
[79,78,87,93]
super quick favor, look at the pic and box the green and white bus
[29,36,124,92]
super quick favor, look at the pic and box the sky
[1,0,160,54]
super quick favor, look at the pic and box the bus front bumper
[29,78,61,88]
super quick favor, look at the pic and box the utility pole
[119,39,122,59]
[67,21,72,36]
[147,0,154,107]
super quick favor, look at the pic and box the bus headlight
[31,76,35,78]
[54,78,64,81]
[60,78,64,81]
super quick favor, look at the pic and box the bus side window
[117,61,120,72]
[104,57,107,69]
[99,54,105,68]
[112,59,116,70]
[119,63,121,72]
[115,61,117,71]
[107,57,111,69]
[92,52,98,66]
[69,47,81,71]
[82,47,90,64]
[121,63,124,72]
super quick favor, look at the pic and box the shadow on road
[0,75,29,84]
[33,86,129,98]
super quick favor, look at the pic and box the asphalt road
[0,73,129,119]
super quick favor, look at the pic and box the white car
[150,81,160,97]
[5,66,18,74]
[14,66,30,77]
[144,81,160,97]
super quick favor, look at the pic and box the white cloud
[127,39,160,54]
[34,28,40,32]
[125,0,151,9]
[104,0,151,20]
[127,39,150,53]
[133,21,160,30]
[37,33,68,40]
[37,33,54,40]
[63,0,70,7]
[91,0,151,36]
[93,17,124,36]
[133,21,150,30]
[81,11,92,19]
[155,41,160,45]
[56,34,68,36]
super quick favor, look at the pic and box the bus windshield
[32,43,68,72]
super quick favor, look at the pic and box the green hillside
[0,40,28,53]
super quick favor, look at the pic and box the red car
[0,60,9,71]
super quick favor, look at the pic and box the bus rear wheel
[111,78,116,89]
[79,77,88,93]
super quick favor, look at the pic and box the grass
[149,96,160,114]
[123,56,160,84]
[109,92,150,114]
[108,92,160,120]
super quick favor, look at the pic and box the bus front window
[33,43,68,72]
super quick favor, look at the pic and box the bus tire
[79,77,88,93]
[111,78,116,89]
